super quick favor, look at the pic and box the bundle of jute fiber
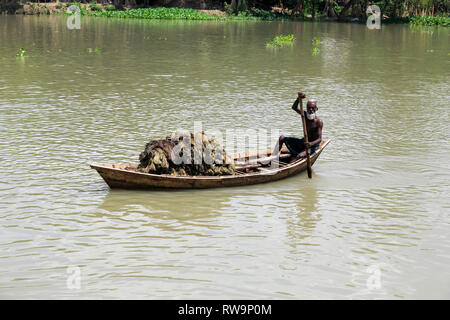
[137,131,235,176]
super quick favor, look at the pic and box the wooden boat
[90,139,330,190]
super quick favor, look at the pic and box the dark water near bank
[0,15,449,299]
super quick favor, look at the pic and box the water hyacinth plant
[410,16,449,26]
[312,37,321,46]
[90,7,218,20]
[312,37,321,56]
[16,46,26,57]
[266,34,295,48]
[87,47,102,54]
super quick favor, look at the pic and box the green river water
[0,15,449,299]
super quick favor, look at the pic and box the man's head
[306,99,318,120]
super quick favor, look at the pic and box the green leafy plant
[312,37,321,46]
[87,47,102,54]
[89,8,219,20]
[311,37,321,56]
[16,46,26,57]
[103,4,116,12]
[410,16,449,26]
[266,34,296,48]
[249,8,277,21]
[89,2,103,12]
[223,2,234,15]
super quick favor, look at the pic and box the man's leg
[294,138,316,160]
[272,135,286,156]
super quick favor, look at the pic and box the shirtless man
[272,92,323,160]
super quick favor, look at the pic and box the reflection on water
[99,189,230,224]
[0,15,449,299]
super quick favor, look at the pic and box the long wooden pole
[298,93,312,179]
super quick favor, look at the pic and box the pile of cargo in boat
[137,131,235,176]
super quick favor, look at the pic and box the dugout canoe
[90,139,330,190]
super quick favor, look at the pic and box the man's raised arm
[292,92,306,115]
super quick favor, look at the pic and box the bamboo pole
[298,92,312,179]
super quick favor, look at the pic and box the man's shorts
[284,137,319,156]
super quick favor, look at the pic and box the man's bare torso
[306,117,322,144]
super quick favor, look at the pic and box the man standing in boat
[272,92,323,160]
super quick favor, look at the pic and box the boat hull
[90,139,330,190]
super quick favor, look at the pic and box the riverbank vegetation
[90,7,219,20]
[410,15,449,26]
[2,1,449,26]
